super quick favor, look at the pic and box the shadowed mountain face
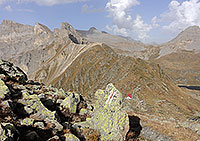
[0,20,200,140]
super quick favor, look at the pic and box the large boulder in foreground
[73,83,130,140]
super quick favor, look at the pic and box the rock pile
[0,60,141,140]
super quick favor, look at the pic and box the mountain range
[0,20,199,140]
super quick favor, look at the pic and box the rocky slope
[0,59,145,140]
[1,20,199,85]
[155,51,200,85]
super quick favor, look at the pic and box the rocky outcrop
[60,22,87,44]
[73,83,130,140]
[0,59,140,140]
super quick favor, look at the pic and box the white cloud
[0,0,86,6]
[132,15,152,40]
[161,0,200,34]
[81,4,102,14]
[105,0,152,41]
[106,25,128,36]
[152,16,159,27]
[4,5,12,12]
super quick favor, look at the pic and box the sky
[0,0,200,43]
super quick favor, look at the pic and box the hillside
[155,26,200,85]
[0,20,200,140]
[39,43,200,140]
[1,59,147,140]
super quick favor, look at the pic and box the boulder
[60,92,80,114]
[47,135,60,141]
[73,83,129,140]
[18,93,63,133]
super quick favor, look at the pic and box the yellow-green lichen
[64,133,80,141]
[18,94,56,120]
[0,79,9,99]
[60,92,80,114]
[73,83,129,140]
[21,118,34,126]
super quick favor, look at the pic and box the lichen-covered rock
[64,133,80,141]
[0,60,27,83]
[20,118,34,126]
[44,118,63,134]
[73,83,129,140]
[0,123,19,141]
[60,92,80,114]
[18,93,56,120]
[18,92,63,133]
[0,79,9,99]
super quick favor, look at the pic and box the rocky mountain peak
[60,21,87,44]
[60,21,75,33]
[88,27,98,34]
[172,25,200,42]
[34,23,52,35]
[1,20,17,25]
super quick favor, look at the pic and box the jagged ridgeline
[0,59,143,140]
[0,20,200,140]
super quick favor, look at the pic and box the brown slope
[36,43,199,140]
[45,44,200,119]
[155,50,200,85]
